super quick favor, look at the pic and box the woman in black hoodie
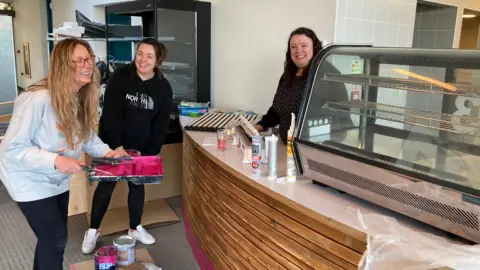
[82,38,173,253]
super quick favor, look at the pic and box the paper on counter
[202,137,217,146]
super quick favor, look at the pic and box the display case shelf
[323,101,480,140]
[322,73,480,98]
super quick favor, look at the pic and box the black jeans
[17,191,69,270]
[90,181,145,230]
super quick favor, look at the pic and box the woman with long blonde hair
[0,38,123,270]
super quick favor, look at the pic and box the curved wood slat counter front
[181,116,464,270]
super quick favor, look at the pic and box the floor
[0,183,200,270]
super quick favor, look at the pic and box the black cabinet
[105,0,211,104]
[104,0,212,144]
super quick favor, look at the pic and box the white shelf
[46,37,105,41]
[0,101,14,106]
[46,34,175,42]
[323,100,480,141]
[323,73,480,98]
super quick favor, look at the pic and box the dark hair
[283,27,323,85]
[135,38,168,73]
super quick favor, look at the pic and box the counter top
[180,116,445,235]
[180,115,479,269]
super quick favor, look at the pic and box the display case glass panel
[296,46,480,195]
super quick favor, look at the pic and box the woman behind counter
[255,27,323,143]
[256,27,348,143]
[82,38,173,254]
[0,38,123,270]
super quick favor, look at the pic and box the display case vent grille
[306,158,480,231]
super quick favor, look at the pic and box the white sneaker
[128,225,155,245]
[82,228,99,254]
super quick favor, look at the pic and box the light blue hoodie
[0,89,111,202]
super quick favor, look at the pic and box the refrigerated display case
[294,44,480,243]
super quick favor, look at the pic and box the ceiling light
[463,14,477,18]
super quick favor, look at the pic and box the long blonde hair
[26,38,100,149]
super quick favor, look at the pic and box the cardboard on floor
[87,199,181,236]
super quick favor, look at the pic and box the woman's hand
[104,146,130,158]
[255,125,264,132]
[104,149,127,158]
[54,156,85,174]
[112,146,129,157]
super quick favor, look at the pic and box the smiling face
[289,34,314,70]
[135,43,158,77]
[72,44,94,90]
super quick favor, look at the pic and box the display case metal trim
[306,157,479,230]
[322,100,480,141]
[324,47,480,69]
[323,73,480,98]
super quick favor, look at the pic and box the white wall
[52,0,132,28]
[13,0,49,88]
[52,0,103,28]
[52,0,107,59]
[334,0,417,120]
[51,0,336,114]
[208,0,336,113]
[335,0,416,46]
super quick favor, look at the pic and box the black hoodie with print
[98,64,173,156]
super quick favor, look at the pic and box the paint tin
[266,134,278,180]
[251,133,262,175]
[94,245,118,270]
[113,235,136,266]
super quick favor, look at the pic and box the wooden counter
[181,117,466,270]
[183,132,363,269]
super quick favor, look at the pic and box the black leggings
[90,182,145,230]
[17,191,69,270]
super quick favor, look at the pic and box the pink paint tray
[86,156,164,185]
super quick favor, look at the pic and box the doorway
[459,9,480,49]
[457,9,480,85]
[412,1,457,49]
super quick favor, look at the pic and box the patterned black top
[257,61,350,144]
[257,76,306,144]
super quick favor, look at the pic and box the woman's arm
[256,76,284,130]
[256,107,280,131]
[82,133,112,158]
[143,82,173,156]
[0,91,58,171]
[100,70,125,149]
